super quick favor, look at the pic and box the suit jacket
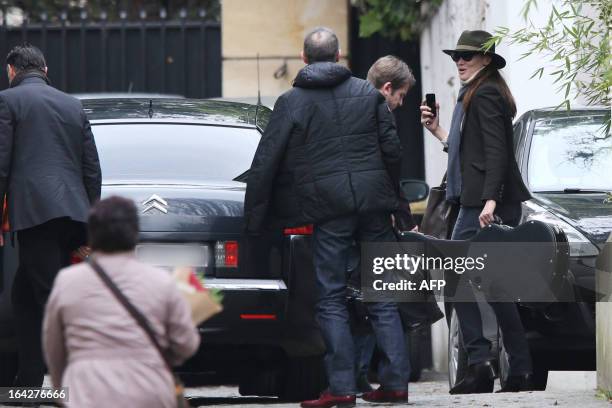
[0,73,102,231]
[459,81,531,207]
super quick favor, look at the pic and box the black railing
[0,8,221,98]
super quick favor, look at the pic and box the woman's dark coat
[458,81,531,208]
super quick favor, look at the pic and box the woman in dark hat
[420,30,534,394]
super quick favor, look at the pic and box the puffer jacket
[244,62,401,232]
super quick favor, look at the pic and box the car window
[92,123,261,183]
[527,114,611,192]
[256,106,272,132]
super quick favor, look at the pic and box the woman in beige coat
[43,196,200,407]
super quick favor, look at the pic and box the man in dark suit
[0,43,102,386]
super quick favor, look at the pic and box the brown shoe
[300,391,356,408]
[362,387,408,403]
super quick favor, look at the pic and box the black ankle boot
[449,360,496,394]
[497,373,535,392]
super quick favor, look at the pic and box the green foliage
[487,0,611,114]
[354,0,444,41]
[596,388,612,401]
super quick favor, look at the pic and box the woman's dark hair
[463,64,517,118]
[88,196,139,253]
[6,43,46,73]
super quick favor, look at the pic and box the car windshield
[92,123,260,183]
[528,114,611,192]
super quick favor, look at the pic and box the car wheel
[277,356,326,402]
[407,330,422,382]
[497,329,548,391]
[448,306,468,389]
[238,366,281,397]
[0,352,17,386]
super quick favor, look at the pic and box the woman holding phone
[420,30,534,394]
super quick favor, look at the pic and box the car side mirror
[399,179,429,203]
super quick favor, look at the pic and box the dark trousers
[11,217,85,387]
[313,213,409,395]
[450,205,532,376]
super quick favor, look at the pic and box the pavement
[2,371,610,407]
[183,371,612,408]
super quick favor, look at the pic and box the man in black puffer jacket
[245,27,409,407]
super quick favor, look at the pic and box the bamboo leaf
[521,0,538,21]
[553,99,571,112]
[565,25,579,39]
[530,67,545,79]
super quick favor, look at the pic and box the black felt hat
[443,30,506,69]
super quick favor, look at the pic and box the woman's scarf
[445,86,467,203]
[445,66,487,203]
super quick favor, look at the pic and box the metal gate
[0,10,221,98]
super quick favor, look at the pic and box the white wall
[419,0,568,373]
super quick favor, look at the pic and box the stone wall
[221,0,349,98]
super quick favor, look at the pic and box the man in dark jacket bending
[244,27,409,407]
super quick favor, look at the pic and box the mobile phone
[425,93,436,117]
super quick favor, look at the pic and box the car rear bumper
[199,278,288,342]
[196,278,322,353]
[179,277,323,372]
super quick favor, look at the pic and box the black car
[447,107,612,390]
[0,97,431,400]
[0,98,329,400]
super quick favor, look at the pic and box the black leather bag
[420,174,459,239]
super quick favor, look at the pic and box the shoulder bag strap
[87,257,174,374]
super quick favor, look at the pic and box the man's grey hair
[303,27,339,63]
[367,55,416,90]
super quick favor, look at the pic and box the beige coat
[43,251,200,408]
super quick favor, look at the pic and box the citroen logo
[142,194,168,214]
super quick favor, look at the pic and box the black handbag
[88,258,190,408]
[420,173,459,239]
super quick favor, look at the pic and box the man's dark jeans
[313,213,409,395]
[450,205,532,376]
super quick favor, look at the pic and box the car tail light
[240,314,277,320]
[283,224,313,235]
[215,240,239,267]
